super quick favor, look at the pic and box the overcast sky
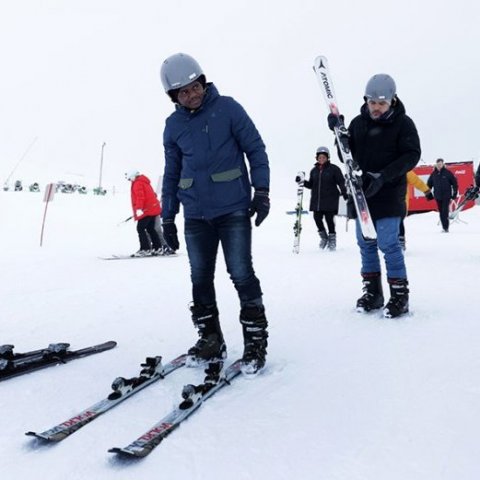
[1,0,479,192]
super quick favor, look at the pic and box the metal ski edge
[25,354,187,442]
[108,359,243,458]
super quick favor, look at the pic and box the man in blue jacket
[160,53,270,376]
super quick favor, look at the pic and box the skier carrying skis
[427,159,458,232]
[159,53,270,375]
[328,74,421,318]
[297,146,347,250]
[125,170,163,257]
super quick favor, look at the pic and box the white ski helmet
[125,169,140,181]
[316,146,330,158]
[364,74,396,102]
[160,53,204,94]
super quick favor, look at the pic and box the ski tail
[0,341,117,382]
[109,359,243,458]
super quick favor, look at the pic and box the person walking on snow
[125,169,163,257]
[427,158,458,232]
[399,170,433,250]
[160,53,270,376]
[297,146,347,251]
[328,73,421,318]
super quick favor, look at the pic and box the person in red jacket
[125,170,163,256]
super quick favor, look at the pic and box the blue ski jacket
[162,84,269,220]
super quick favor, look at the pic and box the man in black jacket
[301,146,347,250]
[329,74,421,318]
[427,159,458,232]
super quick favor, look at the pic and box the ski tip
[109,447,145,458]
[25,431,50,441]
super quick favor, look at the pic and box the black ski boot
[319,230,328,249]
[187,304,227,367]
[383,278,409,318]
[240,305,268,376]
[327,233,336,251]
[356,273,384,313]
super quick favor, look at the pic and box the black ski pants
[137,216,162,251]
[435,198,450,231]
[313,211,336,234]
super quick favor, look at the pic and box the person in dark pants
[301,146,347,250]
[328,73,421,318]
[160,53,270,376]
[126,169,163,256]
[427,159,458,232]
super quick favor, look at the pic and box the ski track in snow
[1,190,480,480]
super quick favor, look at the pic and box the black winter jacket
[304,161,347,213]
[347,98,421,220]
[427,167,458,200]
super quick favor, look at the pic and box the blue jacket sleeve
[162,123,182,220]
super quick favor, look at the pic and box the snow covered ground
[1,189,480,480]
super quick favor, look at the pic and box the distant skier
[399,171,433,250]
[298,146,347,250]
[427,158,458,232]
[328,73,421,318]
[160,53,270,375]
[125,170,164,257]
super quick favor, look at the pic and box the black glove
[425,190,434,201]
[249,189,270,227]
[342,193,349,201]
[451,193,457,200]
[162,219,179,251]
[364,172,384,198]
[295,175,303,183]
[327,113,345,131]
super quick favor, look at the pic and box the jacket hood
[174,83,219,116]
[133,174,151,185]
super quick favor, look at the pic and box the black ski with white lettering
[26,354,186,441]
[109,359,242,458]
[0,341,117,382]
[313,55,377,240]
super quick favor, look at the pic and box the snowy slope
[1,189,480,479]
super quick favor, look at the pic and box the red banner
[408,161,475,213]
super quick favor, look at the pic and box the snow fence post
[40,183,55,247]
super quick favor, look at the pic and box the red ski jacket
[130,175,161,220]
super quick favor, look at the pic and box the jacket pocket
[210,167,242,183]
[178,178,194,190]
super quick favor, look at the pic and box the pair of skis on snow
[0,341,117,381]
[290,56,377,253]
[26,354,243,458]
